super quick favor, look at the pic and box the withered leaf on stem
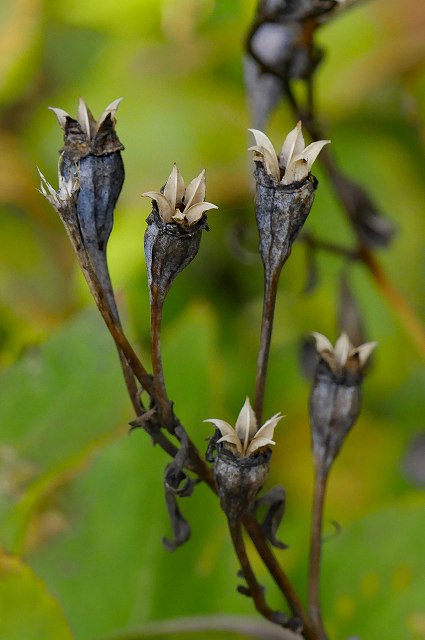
[254,485,288,549]
[163,483,192,552]
[162,425,195,551]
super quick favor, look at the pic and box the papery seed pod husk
[309,358,363,471]
[254,163,317,278]
[144,208,208,302]
[214,445,272,521]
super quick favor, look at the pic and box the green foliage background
[0,1,424,638]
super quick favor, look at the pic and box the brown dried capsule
[309,332,377,472]
[249,124,329,279]
[40,98,127,325]
[143,165,217,302]
[50,98,125,258]
[205,398,283,520]
[214,447,272,521]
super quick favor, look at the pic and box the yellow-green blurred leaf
[0,551,73,640]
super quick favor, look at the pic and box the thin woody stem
[254,272,279,424]
[85,273,153,394]
[243,515,319,640]
[94,252,142,413]
[228,518,283,626]
[308,464,329,640]
[63,221,153,395]
[150,288,174,430]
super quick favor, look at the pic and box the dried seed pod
[205,398,283,520]
[249,124,329,279]
[309,332,377,471]
[143,165,217,303]
[50,98,125,259]
[144,208,207,302]
[254,163,316,276]
[214,446,272,520]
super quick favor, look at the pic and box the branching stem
[243,515,318,640]
[228,518,282,625]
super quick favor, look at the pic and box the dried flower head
[249,123,328,282]
[205,397,283,457]
[47,97,125,257]
[309,332,377,471]
[249,122,329,185]
[143,166,217,303]
[40,97,126,330]
[312,332,377,376]
[206,399,283,520]
[142,164,217,226]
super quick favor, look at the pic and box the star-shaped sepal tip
[205,397,283,457]
[248,122,330,185]
[142,164,218,227]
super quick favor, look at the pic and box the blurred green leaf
[0,551,73,640]
[0,309,130,552]
[322,496,425,640]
